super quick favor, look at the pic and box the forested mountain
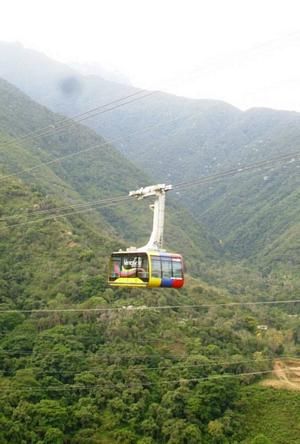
[0,44,300,443]
[0,77,218,277]
[1,42,299,281]
[1,153,299,443]
[0,41,137,113]
[1,165,299,442]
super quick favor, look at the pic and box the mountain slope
[0,77,218,277]
[0,41,138,113]
[0,43,242,178]
[0,171,115,308]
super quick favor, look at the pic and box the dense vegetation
[0,77,217,276]
[1,189,299,443]
[230,386,300,443]
[0,52,299,442]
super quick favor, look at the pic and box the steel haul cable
[0,299,300,314]
[0,111,185,183]
[0,89,156,150]
[3,196,132,228]
[0,194,132,223]
[0,370,280,395]
[1,148,299,228]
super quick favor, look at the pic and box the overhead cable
[0,194,132,223]
[0,89,156,150]
[173,151,300,190]
[3,195,132,228]
[1,299,300,314]
[0,112,184,183]
[0,370,276,394]
[1,148,299,228]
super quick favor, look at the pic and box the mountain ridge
[0,76,219,278]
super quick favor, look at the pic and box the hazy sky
[1,0,300,111]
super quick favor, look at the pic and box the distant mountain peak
[69,61,132,86]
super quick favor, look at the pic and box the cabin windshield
[109,253,149,281]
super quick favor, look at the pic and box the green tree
[44,427,64,444]
[162,419,202,443]
[251,434,272,444]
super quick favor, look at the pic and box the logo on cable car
[123,257,142,268]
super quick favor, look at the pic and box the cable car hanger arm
[129,184,172,251]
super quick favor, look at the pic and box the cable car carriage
[108,184,184,288]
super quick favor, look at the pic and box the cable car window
[172,258,183,278]
[137,254,149,279]
[161,258,172,278]
[120,254,148,278]
[151,257,161,278]
[109,256,121,280]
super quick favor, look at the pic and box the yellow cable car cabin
[108,250,184,288]
[108,184,185,289]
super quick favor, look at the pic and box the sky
[1,0,300,111]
